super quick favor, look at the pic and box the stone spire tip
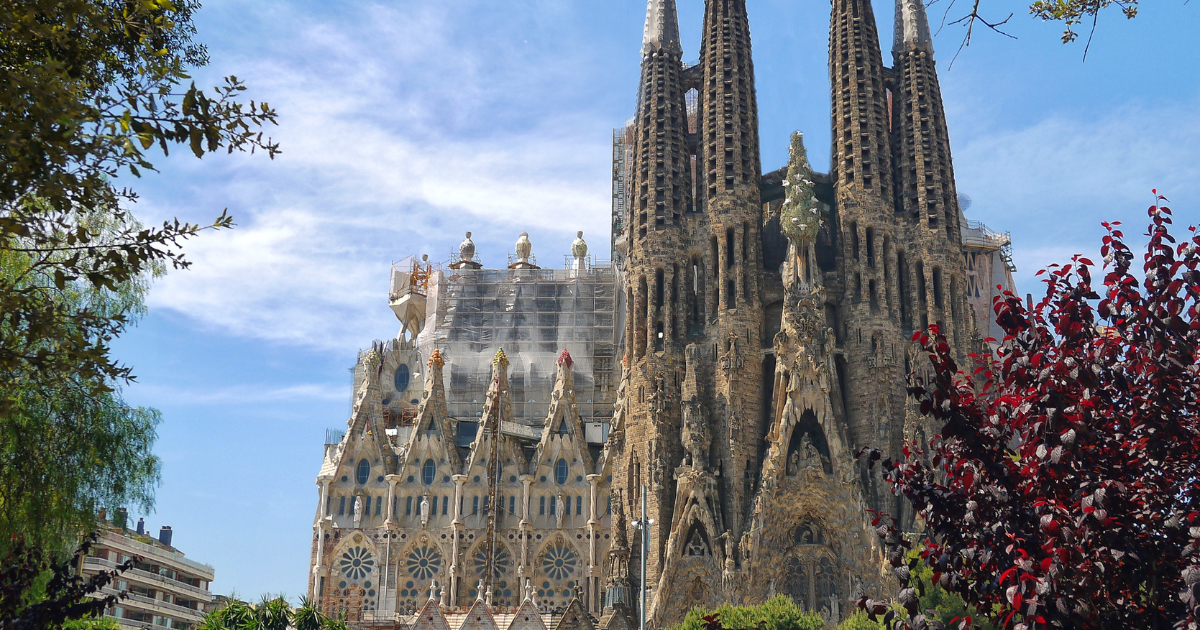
[642,0,681,54]
[894,0,934,54]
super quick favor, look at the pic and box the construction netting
[414,264,621,429]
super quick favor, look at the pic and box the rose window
[541,543,578,581]
[405,545,443,581]
[337,546,375,582]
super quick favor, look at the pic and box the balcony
[83,557,212,601]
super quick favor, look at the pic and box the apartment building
[83,514,215,630]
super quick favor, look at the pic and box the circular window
[394,364,411,393]
[422,459,436,485]
[405,545,443,581]
[554,459,568,485]
[541,544,577,580]
[338,546,375,582]
[356,459,370,485]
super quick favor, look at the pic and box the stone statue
[680,344,709,470]
[420,495,430,527]
[800,433,821,470]
[788,449,801,476]
[459,231,476,262]
[524,578,533,603]
[352,496,363,525]
[515,232,532,263]
[439,581,446,607]
[555,495,565,528]
[828,593,840,626]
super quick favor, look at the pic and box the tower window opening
[869,280,879,314]
[726,228,735,269]
[850,222,860,261]
[655,269,665,309]
[865,227,875,268]
[655,322,665,352]
[933,267,945,309]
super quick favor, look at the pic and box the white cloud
[139,2,617,351]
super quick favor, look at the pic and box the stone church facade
[306,0,1018,628]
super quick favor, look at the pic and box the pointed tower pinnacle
[642,0,681,54]
[893,0,933,54]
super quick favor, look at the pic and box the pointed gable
[412,599,452,630]
[463,349,524,475]
[535,351,593,472]
[551,598,594,630]
[505,599,547,630]
[457,598,499,630]
[406,349,461,469]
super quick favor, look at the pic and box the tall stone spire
[610,0,694,613]
[697,0,764,569]
[642,0,681,54]
[892,0,972,353]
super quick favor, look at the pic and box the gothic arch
[784,409,833,475]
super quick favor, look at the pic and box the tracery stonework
[307,0,1018,628]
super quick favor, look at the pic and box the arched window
[422,459,436,485]
[356,459,370,485]
[555,459,568,485]
[394,364,411,392]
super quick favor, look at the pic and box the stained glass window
[422,459,435,485]
[356,459,370,485]
[555,459,568,485]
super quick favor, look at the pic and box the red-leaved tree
[859,198,1200,630]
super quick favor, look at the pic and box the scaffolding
[611,123,635,266]
[962,220,1016,272]
[415,265,620,429]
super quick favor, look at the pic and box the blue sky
[110,0,1199,602]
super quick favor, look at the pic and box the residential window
[406,496,413,515]
[540,496,546,515]
[338,496,346,516]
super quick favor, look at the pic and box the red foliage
[860,200,1200,630]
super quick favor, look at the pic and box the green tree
[198,596,348,630]
[670,595,826,630]
[0,0,277,555]
[0,209,162,555]
[0,0,278,415]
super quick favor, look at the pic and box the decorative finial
[515,232,532,263]
[459,232,476,262]
[428,349,445,369]
[429,579,438,602]
[557,349,573,367]
[476,579,486,603]
[493,348,509,369]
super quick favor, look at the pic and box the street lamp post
[631,486,654,630]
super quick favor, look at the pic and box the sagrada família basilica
[306,1,1018,629]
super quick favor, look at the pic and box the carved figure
[352,496,363,525]
[684,528,709,556]
[420,495,430,527]
[555,495,565,528]
[681,401,709,471]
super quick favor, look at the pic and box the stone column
[315,476,332,524]
[663,269,675,345]
[734,224,745,308]
[519,475,533,570]
[451,474,467,607]
[384,474,400,528]
[586,474,600,614]
[718,230,729,310]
